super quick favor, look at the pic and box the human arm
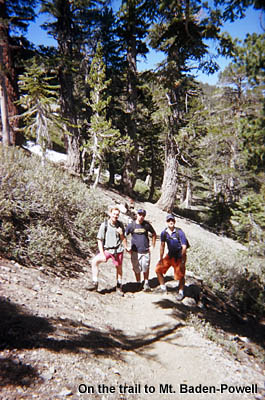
[151,232,157,249]
[178,229,188,262]
[159,241,165,261]
[97,239,107,261]
[118,224,130,252]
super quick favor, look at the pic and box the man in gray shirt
[90,206,127,296]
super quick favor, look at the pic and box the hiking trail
[0,190,264,400]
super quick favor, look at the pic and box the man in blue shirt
[126,209,157,291]
[155,214,188,300]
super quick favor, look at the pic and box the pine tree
[116,0,155,196]
[40,0,107,173]
[149,0,221,211]
[85,42,120,189]
[17,56,63,160]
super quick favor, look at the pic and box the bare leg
[116,263,123,283]
[134,271,141,282]
[178,276,185,291]
[156,270,165,285]
[91,253,106,282]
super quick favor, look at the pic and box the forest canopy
[0,0,264,255]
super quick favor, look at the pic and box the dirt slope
[0,188,264,400]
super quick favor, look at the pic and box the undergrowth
[0,146,106,274]
[188,243,265,321]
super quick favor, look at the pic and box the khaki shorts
[131,251,150,273]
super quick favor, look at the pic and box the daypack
[162,227,190,254]
[130,220,150,237]
[103,219,124,248]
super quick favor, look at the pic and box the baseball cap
[166,214,175,221]
[137,209,146,216]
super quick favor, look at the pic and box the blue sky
[26,3,263,85]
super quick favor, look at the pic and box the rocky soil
[0,187,264,400]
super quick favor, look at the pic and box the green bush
[134,179,150,200]
[0,145,106,273]
[188,243,265,320]
[231,193,265,256]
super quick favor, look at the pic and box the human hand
[116,227,123,236]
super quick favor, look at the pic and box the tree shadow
[0,296,184,388]
[0,356,42,388]
[152,282,265,352]
[0,297,54,351]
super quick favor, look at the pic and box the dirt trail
[0,193,264,400]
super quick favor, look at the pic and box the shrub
[0,145,106,273]
[231,193,265,256]
[134,179,150,200]
[188,243,265,320]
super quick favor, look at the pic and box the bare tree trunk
[183,179,192,208]
[0,46,10,145]
[65,132,81,173]
[156,128,179,212]
[92,164,101,190]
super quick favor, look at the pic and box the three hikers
[155,214,188,300]
[125,209,157,292]
[90,206,188,300]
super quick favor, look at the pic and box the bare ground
[0,187,264,400]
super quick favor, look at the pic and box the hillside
[0,187,264,400]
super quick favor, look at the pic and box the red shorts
[104,251,123,267]
[155,254,185,281]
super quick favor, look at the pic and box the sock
[144,279,149,284]
[161,284,166,290]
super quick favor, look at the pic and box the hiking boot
[176,291,185,301]
[116,286,124,297]
[143,282,152,292]
[87,281,98,292]
[153,286,167,294]
[116,283,124,297]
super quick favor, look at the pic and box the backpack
[162,227,190,252]
[103,219,123,248]
[130,220,150,237]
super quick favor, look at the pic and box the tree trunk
[57,0,80,174]
[0,0,18,145]
[156,129,179,212]
[92,164,101,190]
[0,47,10,145]
[66,132,81,173]
[183,179,192,209]
[122,22,138,196]
[107,156,115,186]
[58,65,80,174]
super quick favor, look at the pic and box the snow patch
[23,141,67,163]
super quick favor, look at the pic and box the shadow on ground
[0,296,184,387]
[0,356,42,388]
[153,280,265,355]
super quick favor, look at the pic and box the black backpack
[163,227,190,249]
[130,220,150,237]
[103,219,124,248]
